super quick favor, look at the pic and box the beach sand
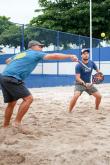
[0,84,110,165]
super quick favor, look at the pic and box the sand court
[0,84,110,165]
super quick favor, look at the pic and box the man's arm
[76,74,85,85]
[93,61,100,73]
[96,69,101,72]
[5,58,12,64]
[43,53,78,61]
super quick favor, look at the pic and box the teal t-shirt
[2,49,46,80]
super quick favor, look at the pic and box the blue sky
[0,0,40,24]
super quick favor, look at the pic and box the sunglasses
[38,45,44,48]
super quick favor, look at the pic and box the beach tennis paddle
[85,72,104,89]
[92,72,104,84]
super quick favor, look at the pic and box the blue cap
[81,49,89,54]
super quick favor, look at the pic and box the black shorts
[0,75,31,103]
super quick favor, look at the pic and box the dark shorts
[0,75,31,103]
[74,84,98,95]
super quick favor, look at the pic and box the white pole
[90,0,92,60]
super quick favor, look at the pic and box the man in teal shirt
[0,40,78,129]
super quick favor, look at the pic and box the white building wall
[0,62,110,75]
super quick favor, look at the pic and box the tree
[30,0,110,39]
[0,16,12,35]
[0,16,23,47]
[0,25,22,48]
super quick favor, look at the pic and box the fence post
[57,31,60,75]
[99,39,101,69]
[42,59,43,75]
[20,24,24,52]
[78,35,81,59]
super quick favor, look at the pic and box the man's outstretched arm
[43,53,78,62]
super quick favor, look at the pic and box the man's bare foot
[3,125,10,128]
[12,122,21,128]
[95,107,99,110]
[12,122,32,134]
[68,109,75,113]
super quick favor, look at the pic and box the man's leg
[13,95,33,126]
[69,91,81,112]
[92,91,102,110]
[3,101,17,127]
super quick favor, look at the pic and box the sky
[0,0,40,24]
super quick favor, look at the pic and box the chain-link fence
[1,23,109,54]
